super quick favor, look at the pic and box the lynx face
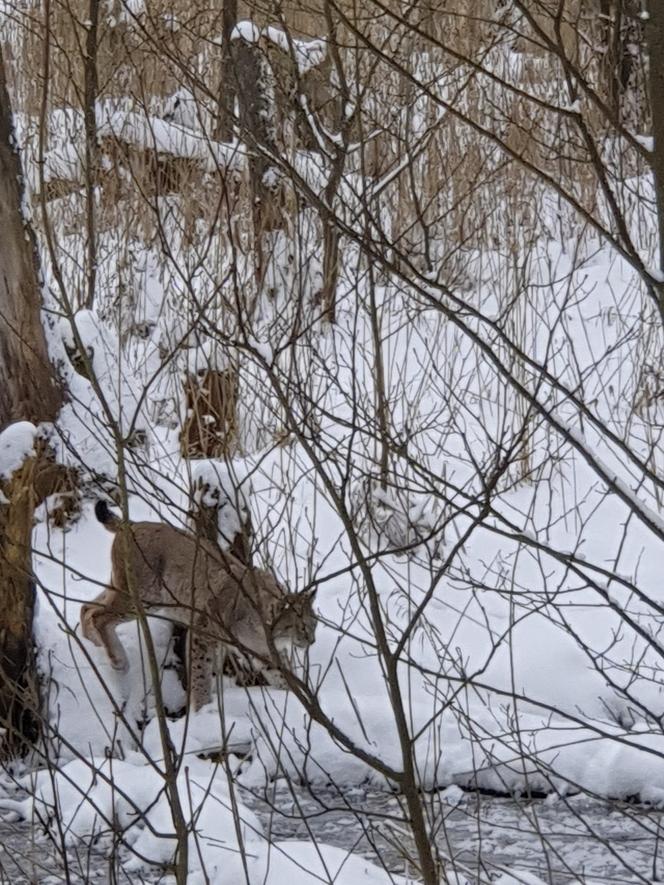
[270,590,317,651]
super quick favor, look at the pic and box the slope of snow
[0,422,37,480]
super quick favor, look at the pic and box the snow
[246,334,274,364]
[189,457,251,550]
[494,875,547,885]
[30,231,664,828]
[565,424,664,540]
[636,134,654,152]
[648,263,664,282]
[12,100,246,199]
[231,21,262,44]
[231,21,327,74]
[0,754,417,883]
[54,310,152,475]
[440,784,465,806]
[124,761,263,880]
[34,247,664,810]
[0,421,37,480]
[1,757,165,845]
[256,842,414,884]
[30,440,664,808]
[263,26,327,74]
[563,99,581,114]
[97,105,246,172]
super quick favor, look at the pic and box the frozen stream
[243,784,664,883]
[0,784,662,883]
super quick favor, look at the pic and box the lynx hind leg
[187,629,215,711]
[96,615,130,672]
[81,604,129,672]
[80,602,104,648]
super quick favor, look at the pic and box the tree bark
[215,0,238,141]
[0,45,62,752]
[231,32,279,292]
[0,47,60,424]
[647,1,664,297]
[83,0,99,309]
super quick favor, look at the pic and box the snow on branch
[565,425,664,540]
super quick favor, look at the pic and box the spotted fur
[81,503,317,709]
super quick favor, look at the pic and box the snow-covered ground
[0,780,661,884]
[12,238,664,877]
[2,8,664,881]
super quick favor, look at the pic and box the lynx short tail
[95,500,121,532]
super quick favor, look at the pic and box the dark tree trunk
[83,0,99,309]
[0,457,41,753]
[599,0,643,119]
[231,31,279,292]
[215,0,238,141]
[0,48,61,424]
[0,45,62,753]
[647,1,664,313]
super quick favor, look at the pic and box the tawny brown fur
[80,507,316,709]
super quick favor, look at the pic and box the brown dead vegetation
[180,368,239,459]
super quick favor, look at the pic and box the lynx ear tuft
[302,586,318,600]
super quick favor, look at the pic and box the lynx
[81,501,317,709]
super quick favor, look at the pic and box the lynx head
[270,587,317,653]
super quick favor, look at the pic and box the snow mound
[258,842,414,884]
[263,26,327,74]
[97,104,247,171]
[0,756,420,883]
[0,421,37,480]
[190,457,252,550]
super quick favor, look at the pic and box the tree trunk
[0,45,62,753]
[83,0,100,310]
[215,0,238,141]
[0,48,60,424]
[647,1,664,296]
[0,454,43,753]
[231,32,279,292]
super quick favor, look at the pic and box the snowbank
[0,421,37,480]
[0,756,416,883]
[30,440,664,806]
[97,106,247,172]
[189,457,252,551]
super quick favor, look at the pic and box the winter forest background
[1,1,664,882]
